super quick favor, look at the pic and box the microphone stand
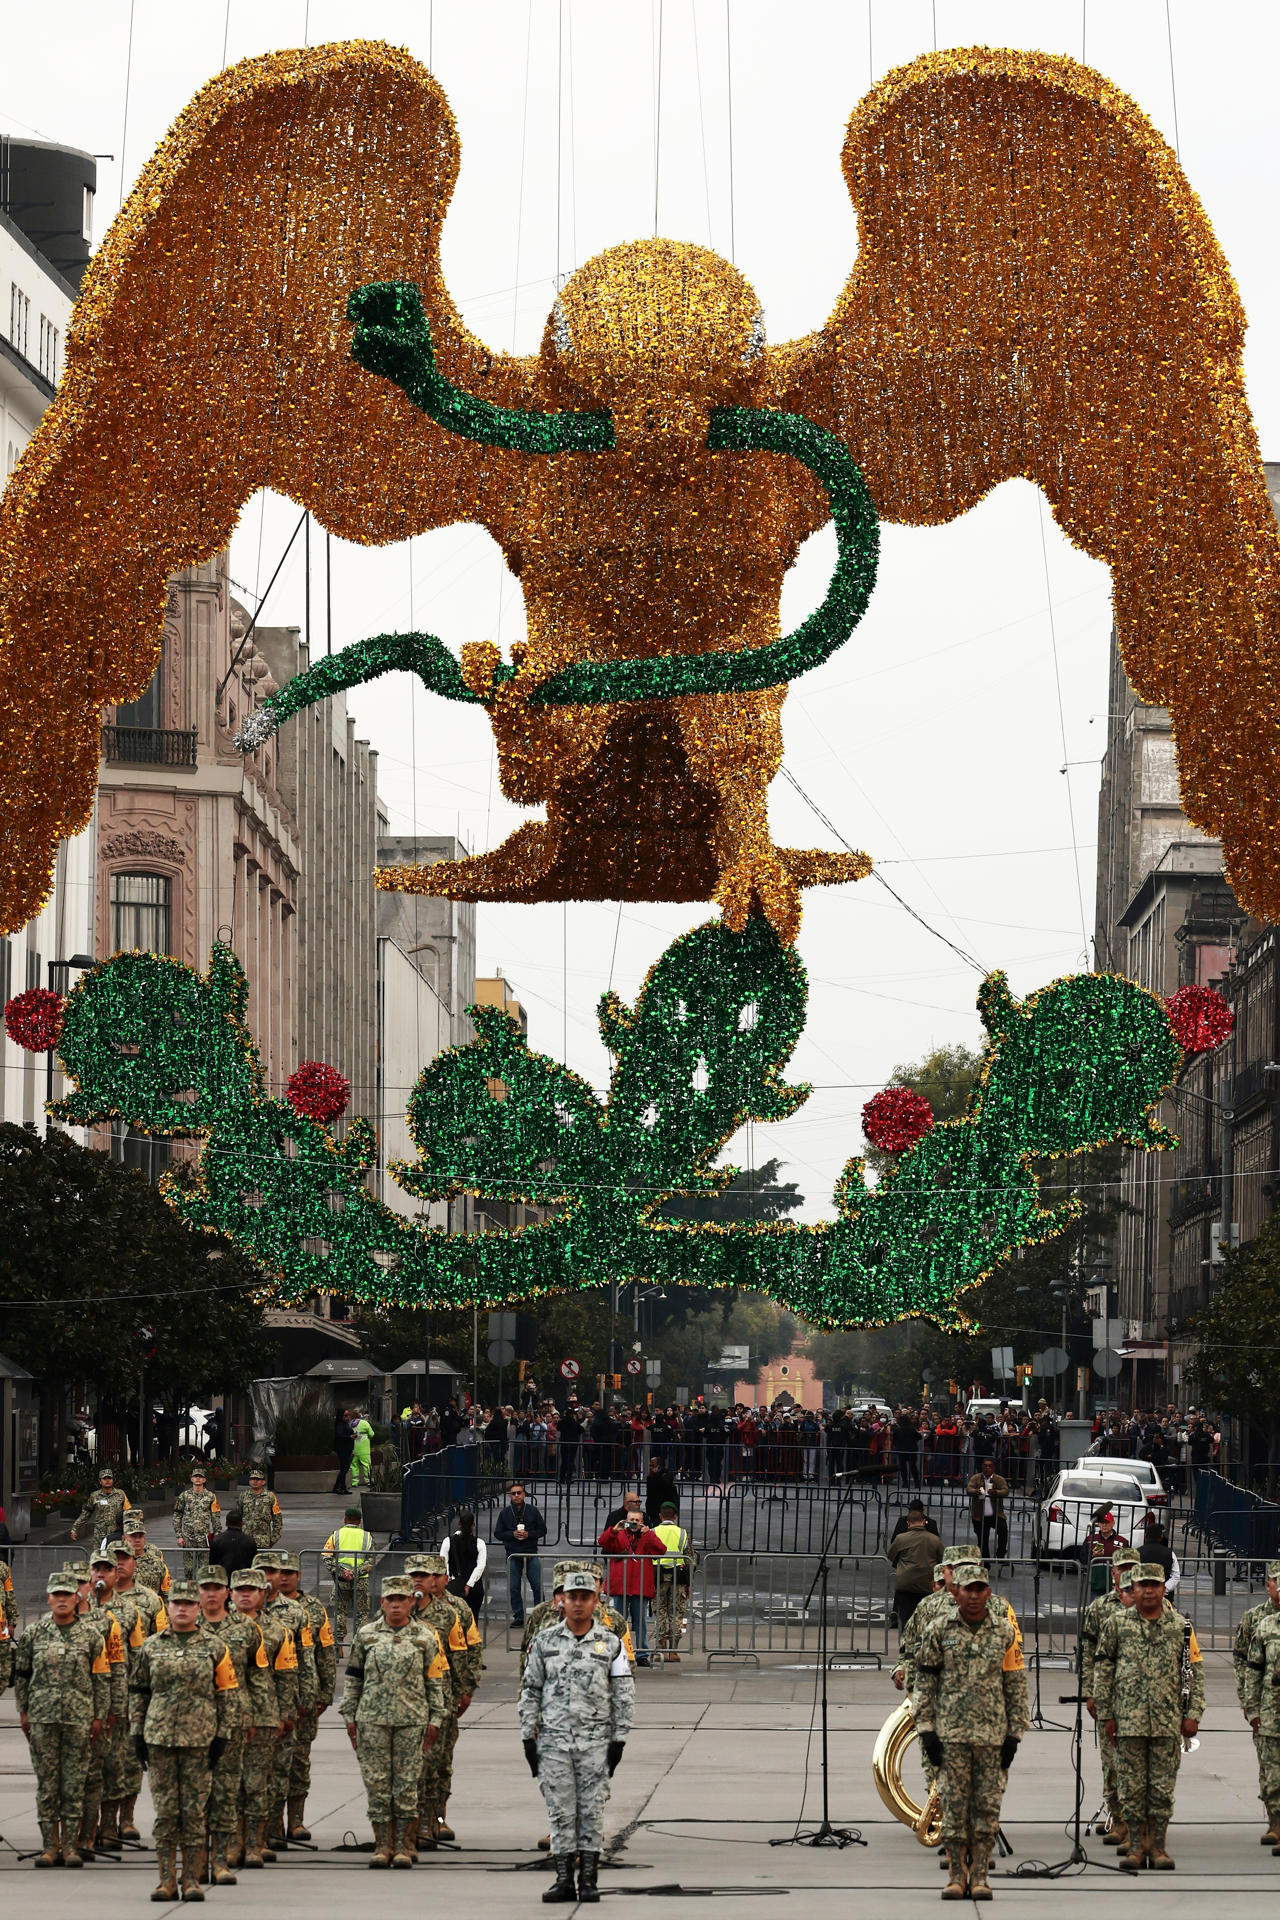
[770,1473,866,1850]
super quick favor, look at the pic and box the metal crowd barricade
[1188,1469,1280,1562]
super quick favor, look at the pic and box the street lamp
[45,954,96,1112]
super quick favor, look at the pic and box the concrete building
[0,140,98,1136]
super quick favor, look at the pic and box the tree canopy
[1188,1210,1280,1463]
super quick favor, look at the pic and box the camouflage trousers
[356,1720,429,1822]
[207,1728,247,1834]
[1097,1722,1120,1813]
[1254,1732,1280,1813]
[936,1741,1007,1846]
[80,1717,106,1838]
[418,1712,459,1813]
[240,1725,281,1822]
[103,1715,135,1800]
[149,1744,213,1848]
[332,1574,370,1649]
[537,1740,612,1856]
[29,1722,93,1838]
[655,1575,688,1653]
[289,1709,322,1797]
[270,1721,297,1811]
[179,1546,211,1579]
[1113,1735,1181,1828]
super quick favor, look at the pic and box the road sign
[624,1357,643,1376]
[990,1345,1014,1380]
[488,1311,516,1340]
[1034,1346,1069,1377]
[1093,1346,1125,1380]
[645,1359,662,1382]
[487,1338,516,1368]
[559,1357,581,1381]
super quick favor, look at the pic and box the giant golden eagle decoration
[1,40,1278,942]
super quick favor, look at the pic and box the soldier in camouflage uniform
[1241,1558,1280,1851]
[914,1563,1029,1900]
[15,1571,111,1867]
[520,1560,632,1857]
[341,1573,449,1869]
[227,1568,298,1868]
[520,1567,635,1905]
[110,1537,167,1843]
[2,1552,17,1634]
[1080,1544,1141,1847]
[0,1596,13,1696]
[197,1565,256,1883]
[1094,1560,1204,1871]
[240,1465,284,1551]
[125,1518,173,1598]
[406,1551,484,1848]
[131,1577,240,1901]
[254,1550,315,1853]
[69,1466,136,1548]
[278,1551,338,1843]
[82,1547,130,1857]
[173,1467,222,1579]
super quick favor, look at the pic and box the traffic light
[611,1373,622,1390]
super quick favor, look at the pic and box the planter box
[275,1455,338,1471]
[360,1492,401,1536]
[28,1508,46,1530]
[275,1469,337,1494]
[146,1486,166,1502]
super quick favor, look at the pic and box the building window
[116,659,162,730]
[110,1118,170,1184]
[9,283,29,358]
[110,872,171,954]
[25,948,42,990]
[0,938,10,1009]
[82,184,94,244]
[38,316,59,384]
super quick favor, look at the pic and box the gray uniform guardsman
[519,1567,635,1906]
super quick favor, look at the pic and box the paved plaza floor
[5,1493,1277,1913]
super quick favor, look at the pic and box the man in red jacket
[598,1495,663,1668]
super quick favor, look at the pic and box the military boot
[940,1844,968,1898]
[258,1819,276,1864]
[368,1822,393,1868]
[151,1847,180,1901]
[420,1809,439,1852]
[578,1852,601,1903]
[391,1823,413,1868]
[1263,1807,1280,1847]
[436,1799,455,1842]
[542,1855,577,1903]
[34,1823,60,1869]
[180,1843,206,1899]
[402,1815,419,1861]
[98,1801,123,1853]
[62,1831,85,1869]
[266,1802,287,1852]
[1120,1821,1149,1871]
[1148,1822,1175,1870]
[1102,1815,1128,1848]
[120,1796,142,1842]
[211,1835,237,1885]
[75,1811,97,1861]
[287,1796,310,1842]
[241,1820,264,1869]
[968,1840,993,1900]
[228,1820,245,1870]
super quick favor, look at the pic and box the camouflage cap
[1117,1570,1135,1590]
[381,1575,414,1598]
[941,1545,981,1566]
[953,1564,992,1588]
[279,1553,302,1573]
[1267,1559,1280,1581]
[1111,1547,1141,1569]
[189,1465,208,1478]
[230,1569,269,1591]
[64,1561,91,1580]
[552,1559,589,1588]
[562,1569,596,1593]
[1134,1562,1167,1583]
[247,1463,268,1478]
[168,1580,201,1603]
[253,1551,283,1572]
[110,1540,135,1560]
[98,1467,115,1481]
[586,1561,606,1583]
[88,1546,115,1567]
[197,1565,229,1587]
[123,1517,147,1537]
[404,1553,447,1576]
[47,1571,80,1595]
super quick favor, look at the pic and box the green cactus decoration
[47,926,1181,1328]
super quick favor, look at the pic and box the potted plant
[358,1445,404,1535]
[272,1405,342,1492]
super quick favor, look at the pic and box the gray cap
[563,1570,596,1593]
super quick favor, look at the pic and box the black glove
[133,1735,149,1769]
[523,1737,539,1778]
[1000,1736,1019,1770]
[606,1740,625,1776]
[209,1736,227,1767]
[920,1730,944,1767]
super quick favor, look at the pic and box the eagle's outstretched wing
[0,40,534,934]
[767,47,1280,926]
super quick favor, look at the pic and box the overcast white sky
[5,2,1277,1218]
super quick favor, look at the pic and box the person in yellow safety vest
[322,1505,375,1654]
[653,1501,695,1663]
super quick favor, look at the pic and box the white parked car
[1078,1453,1169,1508]
[1034,1468,1152,1560]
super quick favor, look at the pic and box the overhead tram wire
[779,765,987,975]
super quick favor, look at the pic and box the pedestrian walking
[914,1563,1029,1899]
[1093,1561,1205,1870]
[124,1519,173,1597]
[207,1508,257,1579]
[1242,1559,1280,1851]
[172,1467,222,1579]
[333,1407,355,1492]
[887,1501,944,1630]
[495,1482,548,1626]
[966,1463,1010,1564]
[340,1574,448,1868]
[349,1411,375,1489]
[520,1568,635,1904]
[129,1577,239,1901]
[15,1571,111,1868]
[441,1509,487,1614]
[239,1465,283,1551]
[652,1501,695,1660]
[323,1504,375,1653]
